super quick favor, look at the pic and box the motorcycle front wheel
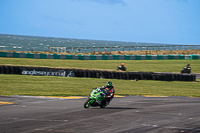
[84,98,92,108]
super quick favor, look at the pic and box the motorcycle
[181,67,191,74]
[84,88,107,108]
[117,66,126,71]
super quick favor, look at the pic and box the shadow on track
[91,107,138,110]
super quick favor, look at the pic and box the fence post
[129,46,130,52]
[170,45,172,51]
[85,47,86,54]
[104,47,106,52]
[141,46,142,51]
[123,46,124,52]
[177,45,178,50]
[183,45,185,50]
[164,45,165,50]
[98,47,99,52]
[91,47,93,52]
[72,47,73,53]
[135,46,136,51]
[57,47,59,53]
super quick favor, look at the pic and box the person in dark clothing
[184,64,190,69]
[98,81,115,105]
[181,64,191,74]
[117,63,126,71]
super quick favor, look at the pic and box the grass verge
[0,57,200,73]
[0,74,200,97]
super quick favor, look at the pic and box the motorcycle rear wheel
[100,100,106,108]
[100,104,106,108]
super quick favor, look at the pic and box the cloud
[176,0,187,3]
[69,0,126,6]
[71,0,126,5]
[165,0,188,3]
[42,14,67,24]
[41,14,86,27]
[92,0,126,5]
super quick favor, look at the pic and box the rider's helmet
[106,81,112,88]
[122,63,125,66]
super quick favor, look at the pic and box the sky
[0,0,200,45]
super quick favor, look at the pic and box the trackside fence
[0,51,200,60]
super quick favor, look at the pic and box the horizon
[0,33,196,46]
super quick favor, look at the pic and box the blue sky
[0,0,200,45]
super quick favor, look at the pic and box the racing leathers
[184,64,191,70]
[99,85,115,105]
[182,64,191,73]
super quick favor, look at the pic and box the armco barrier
[0,65,196,81]
[1,51,200,60]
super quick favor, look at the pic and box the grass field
[0,57,200,97]
[0,57,200,73]
[0,74,200,97]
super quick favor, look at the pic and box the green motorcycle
[84,88,107,108]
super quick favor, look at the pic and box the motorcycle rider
[117,63,126,71]
[98,81,115,105]
[182,64,191,74]
[184,64,190,70]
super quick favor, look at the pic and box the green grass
[0,74,200,97]
[1,57,200,97]
[0,57,200,73]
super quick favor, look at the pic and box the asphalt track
[1,95,200,133]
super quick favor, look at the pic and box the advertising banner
[21,68,75,77]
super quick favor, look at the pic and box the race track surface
[0,95,200,133]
